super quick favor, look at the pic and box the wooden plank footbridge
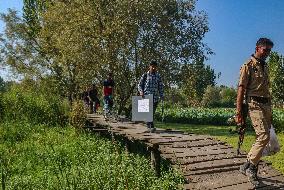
[87,114,284,190]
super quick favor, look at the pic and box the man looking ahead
[138,61,164,132]
[236,38,274,187]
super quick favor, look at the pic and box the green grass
[155,107,284,131]
[0,122,183,190]
[156,122,284,174]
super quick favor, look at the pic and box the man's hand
[235,113,244,126]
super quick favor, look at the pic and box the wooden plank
[183,165,241,176]
[160,152,244,165]
[130,133,185,139]
[172,148,236,158]
[159,144,233,154]
[177,153,246,165]
[148,136,213,144]
[185,169,244,183]
[179,158,245,172]
[169,139,226,148]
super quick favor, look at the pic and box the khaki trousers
[247,99,272,165]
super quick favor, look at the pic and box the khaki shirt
[238,56,270,98]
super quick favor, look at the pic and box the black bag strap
[141,73,147,91]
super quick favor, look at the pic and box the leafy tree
[0,76,5,92]
[219,86,236,107]
[268,52,284,107]
[1,0,212,114]
[201,85,220,108]
[201,85,236,108]
[180,58,217,106]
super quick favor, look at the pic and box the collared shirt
[138,71,164,103]
[238,55,270,98]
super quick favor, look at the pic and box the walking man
[103,72,115,118]
[89,84,100,113]
[236,38,274,187]
[138,61,164,132]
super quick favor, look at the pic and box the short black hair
[256,38,274,47]
[150,60,158,66]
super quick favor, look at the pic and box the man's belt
[248,96,269,104]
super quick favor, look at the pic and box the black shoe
[246,164,260,187]
[150,127,156,133]
[240,161,250,175]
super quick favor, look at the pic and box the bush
[156,107,235,126]
[0,84,69,126]
[201,85,221,108]
[70,100,88,129]
[201,86,236,108]
[156,107,284,131]
[273,109,284,132]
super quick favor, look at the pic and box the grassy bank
[0,122,183,190]
[156,122,284,174]
[155,107,284,131]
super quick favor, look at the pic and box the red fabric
[104,86,113,96]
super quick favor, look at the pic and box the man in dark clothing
[138,61,164,132]
[103,72,115,118]
[82,87,90,109]
[88,84,100,113]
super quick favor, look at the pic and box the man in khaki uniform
[236,38,274,187]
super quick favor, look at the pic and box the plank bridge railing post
[150,144,161,177]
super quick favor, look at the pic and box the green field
[157,122,284,174]
[156,107,284,132]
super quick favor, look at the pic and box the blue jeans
[103,95,113,112]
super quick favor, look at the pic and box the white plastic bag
[262,125,281,156]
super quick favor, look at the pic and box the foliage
[69,100,88,129]
[201,85,221,108]
[268,52,284,107]
[273,109,284,132]
[0,121,184,190]
[156,107,235,126]
[164,87,188,107]
[201,85,236,108]
[156,107,284,131]
[0,76,5,92]
[219,86,237,107]
[156,122,284,175]
[180,58,217,106]
[1,0,213,114]
[0,82,69,126]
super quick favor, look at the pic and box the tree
[201,85,220,108]
[201,85,236,108]
[1,0,212,114]
[180,57,217,106]
[219,86,236,107]
[0,76,5,92]
[268,52,284,107]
